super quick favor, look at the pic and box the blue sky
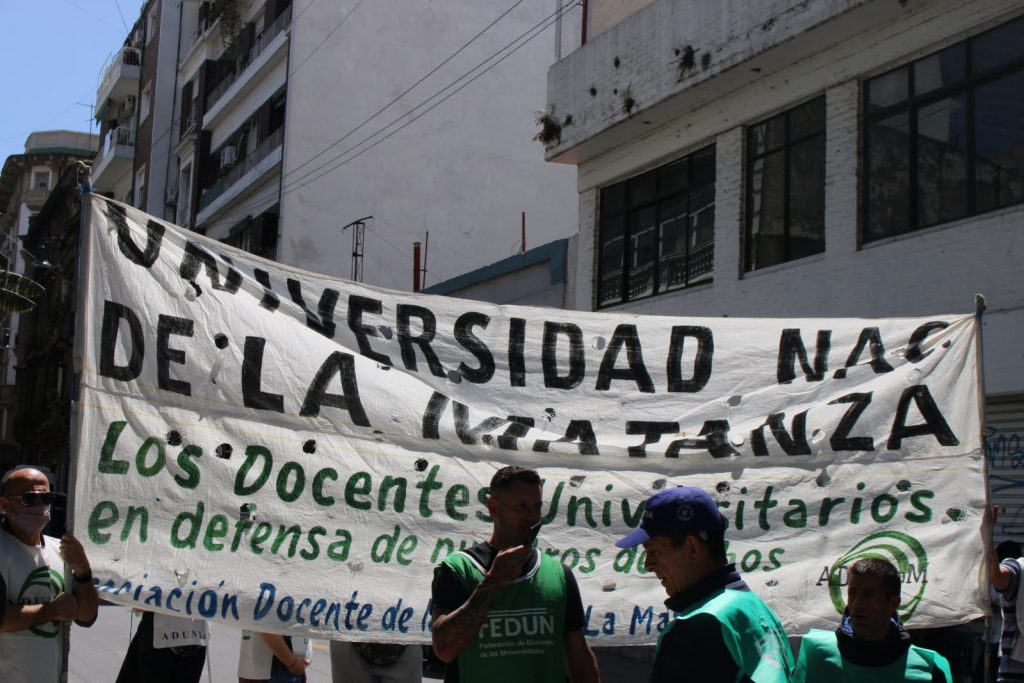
[0,0,145,163]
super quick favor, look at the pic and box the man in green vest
[430,466,599,683]
[793,558,951,682]
[615,485,794,683]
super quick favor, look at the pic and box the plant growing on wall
[621,87,637,115]
[534,109,562,147]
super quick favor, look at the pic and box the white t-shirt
[0,528,68,683]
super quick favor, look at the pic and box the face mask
[6,504,51,538]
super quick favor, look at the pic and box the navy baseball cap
[615,486,724,548]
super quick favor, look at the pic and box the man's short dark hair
[997,540,1021,562]
[849,557,902,598]
[668,529,728,564]
[490,466,541,494]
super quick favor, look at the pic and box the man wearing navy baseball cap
[616,486,794,683]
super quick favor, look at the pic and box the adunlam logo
[18,566,65,638]
[824,531,928,623]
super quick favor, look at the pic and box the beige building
[0,130,97,469]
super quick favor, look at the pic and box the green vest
[443,549,567,683]
[794,629,952,682]
[660,587,794,683]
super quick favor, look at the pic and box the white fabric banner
[72,195,988,644]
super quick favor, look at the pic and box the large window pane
[628,206,657,300]
[913,43,966,96]
[975,71,1024,212]
[789,136,826,259]
[598,213,624,306]
[596,145,716,307]
[657,196,688,293]
[627,171,656,205]
[601,183,626,215]
[972,16,1024,73]
[868,67,908,112]
[749,115,786,157]
[690,146,716,185]
[688,184,715,284]
[867,112,911,239]
[791,97,826,139]
[747,151,786,269]
[917,94,968,227]
[659,159,687,196]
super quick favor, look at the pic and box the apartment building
[91,0,181,217]
[162,0,579,285]
[0,130,97,470]
[545,0,1024,533]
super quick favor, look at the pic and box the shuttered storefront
[987,395,1024,543]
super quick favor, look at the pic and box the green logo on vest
[18,565,65,638]
[825,531,928,622]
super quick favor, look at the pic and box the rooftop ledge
[543,0,915,165]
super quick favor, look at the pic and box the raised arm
[61,534,98,625]
[431,544,532,662]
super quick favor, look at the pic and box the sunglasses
[4,492,56,506]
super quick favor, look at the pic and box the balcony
[204,8,291,129]
[545,0,910,163]
[91,127,136,192]
[96,46,141,107]
[196,126,284,226]
[23,188,50,210]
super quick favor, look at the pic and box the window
[147,6,158,43]
[597,145,715,307]
[864,15,1024,241]
[135,166,146,209]
[746,97,826,270]
[177,163,193,225]
[32,168,51,190]
[224,212,279,260]
[140,83,151,122]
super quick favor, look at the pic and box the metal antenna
[341,216,372,282]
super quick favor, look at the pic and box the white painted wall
[279,0,579,290]
[556,0,1024,395]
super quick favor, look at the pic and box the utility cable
[280,2,571,197]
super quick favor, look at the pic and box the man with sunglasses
[0,465,98,683]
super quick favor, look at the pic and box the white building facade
[545,0,1024,532]
[167,0,579,289]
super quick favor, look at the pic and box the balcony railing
[97,46,142,96]
[206,7,292,109]
[95,126,135,165]
[197,126,284,212]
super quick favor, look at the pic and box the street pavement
[68,602,442,682]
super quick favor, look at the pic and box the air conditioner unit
[220,146,238,168]
[123,96,137,115]
[165,186,178,205]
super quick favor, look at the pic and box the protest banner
[71,194,988,644]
